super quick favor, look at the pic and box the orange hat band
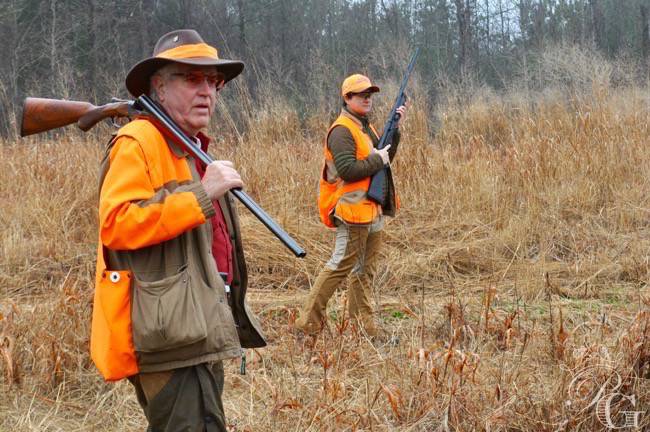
[157,43,219,60]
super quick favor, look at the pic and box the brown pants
[296,221,383,335]
[129,362,226,432]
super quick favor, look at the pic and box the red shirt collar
[196,131,211,153]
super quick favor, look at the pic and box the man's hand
[375,144,392,165]
[201,161,244,201]
[396,104,407,128]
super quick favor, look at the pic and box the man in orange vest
[92,29,265,431]
[295,74,406,337]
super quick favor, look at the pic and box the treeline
[1,0,649,137]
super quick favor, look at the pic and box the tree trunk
[484,0,490,55]
[180,0,192,28]
[498,0,508,50]
[86,0,96,95]
[518,0,531,48]
[641,4,649,66]
[279,0,288,69]
[50,0,57,80]
[370,0,377,36]
[237,0,246,50]
[454,0,473,76]
[532,1,545,50]
[589,0,605,52]
[140,0,154,59]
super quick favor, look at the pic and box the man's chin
[190,118,210,130]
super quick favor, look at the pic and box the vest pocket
[93,270,138,380]
[132,266,208,352]
[318,164,340,228]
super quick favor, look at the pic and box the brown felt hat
[125,29,244,97]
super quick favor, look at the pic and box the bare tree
[454,0,474,76]
[589,0,606,51]
[641,3,649,66]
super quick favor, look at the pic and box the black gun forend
[134,95,306,258]
[367,48,420,206]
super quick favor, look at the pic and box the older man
[90,29,265,431]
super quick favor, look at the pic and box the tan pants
[296,220,383,336]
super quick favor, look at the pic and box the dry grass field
[2,48,650,431]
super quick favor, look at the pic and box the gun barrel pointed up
[367,47,420,205]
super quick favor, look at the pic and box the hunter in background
[91,29,266,431]
[295,74,407,338]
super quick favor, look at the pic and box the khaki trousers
[296,220,383,335]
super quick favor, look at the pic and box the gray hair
[148,63,180,101]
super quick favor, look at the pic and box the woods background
[3,1,650,430]
[1,0,650,137]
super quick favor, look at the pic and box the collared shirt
[194,133,234,285]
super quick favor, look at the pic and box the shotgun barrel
[134,95,307,258]
[367,48,420,205]
[19,94,306,258]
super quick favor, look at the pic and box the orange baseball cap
[341,74,380,96]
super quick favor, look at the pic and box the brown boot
[350,315,379,337]
[294,315,323,335]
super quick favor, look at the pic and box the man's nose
[197,78,214,94]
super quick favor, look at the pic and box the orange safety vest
[318,113,382,227]
[91,119,209,381]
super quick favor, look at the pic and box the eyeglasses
[352,92,373,100]
[171,72,226,90]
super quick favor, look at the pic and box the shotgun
[19,96,306,258]
[367,47,420,205]
[20,97,134,137]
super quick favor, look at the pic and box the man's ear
[152,74,165,102]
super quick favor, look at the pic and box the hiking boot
[294,316,323,336]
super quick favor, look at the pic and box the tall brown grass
[2,45,650,430]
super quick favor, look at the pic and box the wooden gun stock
[77,100,132,131]
[20,97,132,137]
[19,94,306,257]
[21,98,93,136]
